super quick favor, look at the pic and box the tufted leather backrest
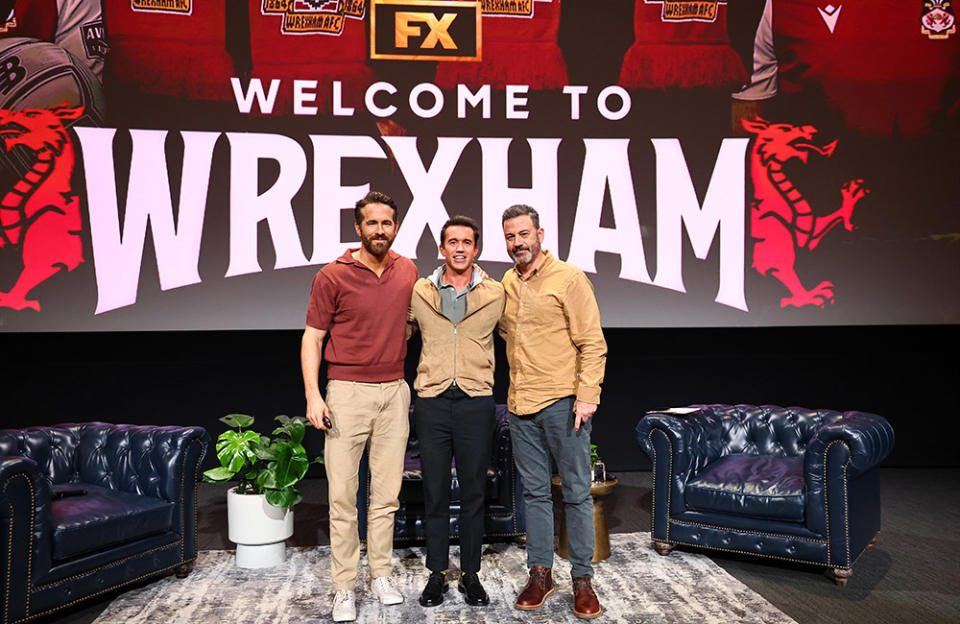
[0,423,197,500]
[0,426,82,489]
[693,404,846,459]
[72,423,182,498]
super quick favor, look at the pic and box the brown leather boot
[572,575,602,618]
[515,566,554,610]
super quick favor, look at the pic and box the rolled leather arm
[0,454,48,509]
[1,455,52,614]
[637,408,728,480]
[804,411,895,478]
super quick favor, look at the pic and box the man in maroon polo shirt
[301,191,418,622]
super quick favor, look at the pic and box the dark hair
[355,191,399,225]
[501,204,540,229]
[440,215,480,246]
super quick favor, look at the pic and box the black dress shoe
[458,572,490,606]
[419,571,448,607]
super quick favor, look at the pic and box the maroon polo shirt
[306,248,418,382]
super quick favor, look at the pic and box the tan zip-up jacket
[407,274,506,398]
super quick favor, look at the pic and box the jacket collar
[428,264,483,293]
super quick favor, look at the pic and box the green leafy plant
[590,444,600,466]
[203,414,322,508]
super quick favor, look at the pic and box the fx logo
[371,0,481,61]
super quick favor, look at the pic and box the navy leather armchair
[0,423,209,623]
[636,404,894,585]
[358,404,526,544]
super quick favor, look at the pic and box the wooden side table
[551,476,618,562]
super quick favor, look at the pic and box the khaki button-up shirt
[498,250,607,415]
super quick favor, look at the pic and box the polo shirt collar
[336,247,399,270]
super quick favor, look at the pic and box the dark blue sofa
[0,423,209,623]
[636,404,894,585]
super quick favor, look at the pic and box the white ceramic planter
[227,487,293,568]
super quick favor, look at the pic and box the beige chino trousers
[323,378,410,590]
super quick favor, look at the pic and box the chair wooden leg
[865,532,879,551]
[653,540,675,556]
[175,561,195,579]
[826,567,852,587]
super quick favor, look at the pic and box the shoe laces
[373,577,397,593]
[333,589,353,607]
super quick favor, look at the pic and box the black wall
[2,324,956,472]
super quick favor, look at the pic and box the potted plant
[203,413,322,568]
[590,443,606,483]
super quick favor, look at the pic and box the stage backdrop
[0,0,957,331]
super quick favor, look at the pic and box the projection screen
[0,0,957,331]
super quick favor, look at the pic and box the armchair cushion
[50,484,174,561]
[685,454,805,522]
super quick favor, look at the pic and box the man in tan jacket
[407,215,505,608]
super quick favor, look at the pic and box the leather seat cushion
[685,454,805,522]
[51,483,175,561]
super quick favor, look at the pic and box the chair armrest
[490,405,514,507]
[637,409,730,534]
[1,454,42,490]
[637,408,728,480]
[1,455,53,608]
[0,454,51,513]
[805,411,895,478]
[490,407,511,470]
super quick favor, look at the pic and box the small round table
[551,476,618,562]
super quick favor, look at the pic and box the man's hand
[306,392,332,431]
[573,400,598,431]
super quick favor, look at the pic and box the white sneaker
[332,589,357,622]
[371,576,404,605]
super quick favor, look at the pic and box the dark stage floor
[36,468,960,624]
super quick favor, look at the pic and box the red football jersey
[105,0,236,101]
[773,0,960,136]
[249,0,372,113]
[435,0,567,89]
[619,0,747,89]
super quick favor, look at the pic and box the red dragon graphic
[0,103,83,311]
[743,117,870,308]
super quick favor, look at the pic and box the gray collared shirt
[428,265,483,326]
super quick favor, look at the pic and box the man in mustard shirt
[499,204,607,619]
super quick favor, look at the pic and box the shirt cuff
[575,385,601,405]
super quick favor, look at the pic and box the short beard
[361,235,392,258]
[509,240,539,266]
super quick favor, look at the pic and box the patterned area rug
[93,533,795,624]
